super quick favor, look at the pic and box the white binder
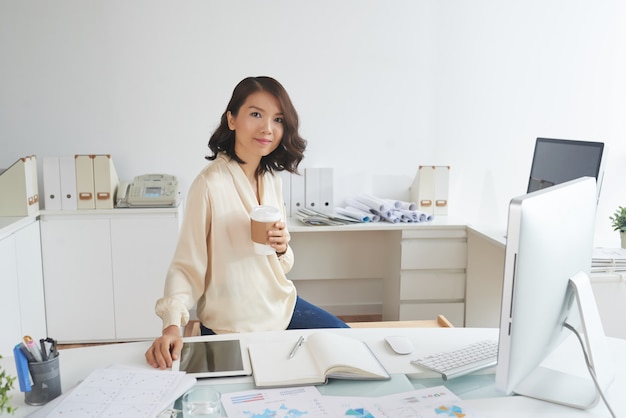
[304,167,321,211]
[290,173,305,216]
[75,154,95,209]
[319,167,334,213]
[59,155,77,210]
[43,156,62,210]
[93,155,119,209]
[278,171,292,217]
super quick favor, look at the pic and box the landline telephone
[116,174,179,208]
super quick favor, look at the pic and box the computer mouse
[385,336,414,355]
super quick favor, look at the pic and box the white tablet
[172,336,252,378]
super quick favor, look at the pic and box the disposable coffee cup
[182,386,221,417]
[250,205,281,255]
[25,355,62,406]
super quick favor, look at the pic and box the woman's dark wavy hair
[206,76,307,176]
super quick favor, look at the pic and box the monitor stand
[513,271,615,409]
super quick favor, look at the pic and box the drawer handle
[97,192,111,200]
[436,200,447,207]
[79,192,93,200]
[420,200,432,207]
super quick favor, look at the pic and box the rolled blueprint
[335,207,371,222]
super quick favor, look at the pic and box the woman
[146,76,348,369]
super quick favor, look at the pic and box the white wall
[1,0,625,246]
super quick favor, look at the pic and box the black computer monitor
[527,137,604,199]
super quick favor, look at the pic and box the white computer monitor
[495,177,615,409]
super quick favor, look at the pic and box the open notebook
[248,331,390,387]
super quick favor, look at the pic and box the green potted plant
[609,206,626,249]
[0,355,17,415]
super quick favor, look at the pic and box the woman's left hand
[268,221,289,254]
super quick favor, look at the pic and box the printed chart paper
[221,385,485,418]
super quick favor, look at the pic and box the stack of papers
[295,208,359,226]
[29,366,196,418]
[592,247,626,273]
[221,385,486,418]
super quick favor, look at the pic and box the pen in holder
[26,354,62,405]
[13,341,62,406]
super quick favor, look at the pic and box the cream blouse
[155,154,296,333]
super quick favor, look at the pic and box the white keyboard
[410,340,498,381]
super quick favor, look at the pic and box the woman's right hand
[145,325,183,370]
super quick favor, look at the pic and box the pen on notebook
[23,335,43,362]
[288,335,305,359]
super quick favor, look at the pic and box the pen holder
[25,355,62,406]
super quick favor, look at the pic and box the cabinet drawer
[401,238,467,270]
[399,302,465,326]
[400,270,465,300]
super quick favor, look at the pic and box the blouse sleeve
[155,175,212,330]
[277,239,294,273]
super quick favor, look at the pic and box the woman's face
[227,90,284,165]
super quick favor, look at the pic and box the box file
[25,155,39,210]
[93,155,119,209]
[75,155,96,209]
[410,165,450,215]
[0,156,39,216]
[434,166,450,216]
[74,154,120,210]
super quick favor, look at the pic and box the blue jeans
[200,296,349,335]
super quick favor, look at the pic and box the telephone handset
[116,174,179,208]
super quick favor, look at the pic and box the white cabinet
[287,220,468,326]
[288,229,399,318]
[397,227,467,326]
[0,218,46,356]
[40,208,181,343]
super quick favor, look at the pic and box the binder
[59,155,77,210]
[75,154,95,209]
[434,166,450,216]
[290,173,305,216]
[304,167,321,211]
[278,170,292,217]
[93,155,119,209]
[319,167,334,213]
[0,156,39,216]
[43,156,62,210]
